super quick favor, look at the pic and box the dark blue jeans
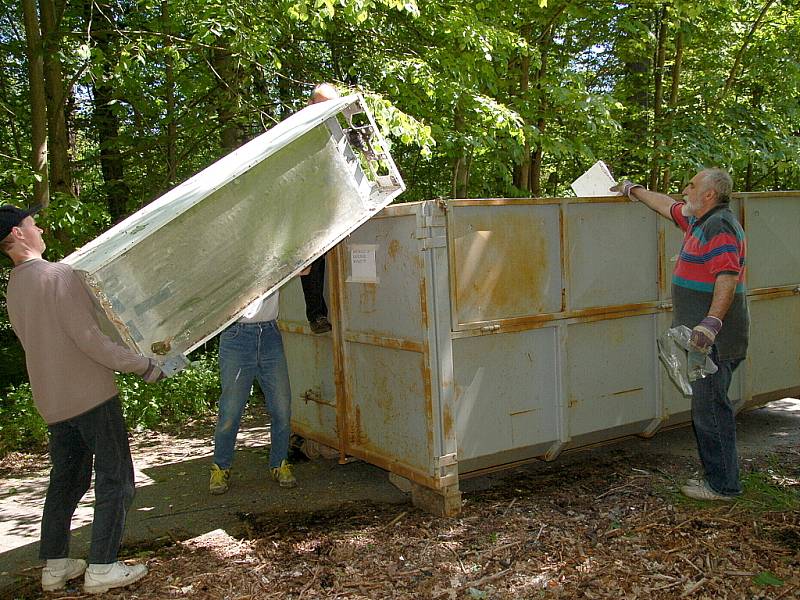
[213,320,292,469]
[300,255,327,322]
[39,396,135,564]
[690,348,743,496]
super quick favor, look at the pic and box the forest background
[1,0,798,453]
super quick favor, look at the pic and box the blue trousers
[40,396,134,564]
[690,348,743,496]
[213,320,292,469]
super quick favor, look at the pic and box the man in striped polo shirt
[613,168,749,501]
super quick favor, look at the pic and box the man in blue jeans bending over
[209,288,296,493]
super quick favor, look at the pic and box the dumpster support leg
[411,483,461,517]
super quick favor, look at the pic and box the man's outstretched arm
[612,180,678,220]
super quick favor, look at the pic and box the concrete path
[1,398,798,596]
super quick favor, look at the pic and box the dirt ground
[1,399,798,600]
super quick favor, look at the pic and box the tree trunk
[513,26,531,193]
[717,0,778,106]
[22,0,50,206]
[744,85,762,191]
[530,24,553,198]
[660,29,683,193]
[38,0,74,196]
[84,0,131,220]
[452,98,469,198]
[212,45,244,150]
[162,0,177,187]
[648,5,668,191]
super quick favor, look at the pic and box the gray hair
[700,168,733,204]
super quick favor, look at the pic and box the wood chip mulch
[41,447,797,600]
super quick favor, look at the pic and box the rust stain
[568,395,579,408]
[352,405,365,445]
[418,278,434,453]
[453,212,549,323]
[748,286,800,300]
[359,282,378,313]
[442,404,454,439]
[344,332,424,353]
[151,338,172,355]
[387,238,401,260]
[449,304,662,339]
[657,227,665,292]
[277,321,306,335]
[419,278,429,330]
[343,445,443,490]
[421,355,434,453]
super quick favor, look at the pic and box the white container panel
[744,196,800,289]
[342,213,425,343]
[566,203,659,309]
[346,343,433,474]
[747,295,800,397]
[566,315,658,437]
[452,328,560,461]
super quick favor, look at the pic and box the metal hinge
[424,215,446,228]
[434,453,458,469]
[416,203,448,250]
[421,236,447,249]
[480,324,501,333]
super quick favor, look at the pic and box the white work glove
[142,359,166,383]
[610,180,644,200]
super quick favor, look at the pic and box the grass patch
[737,469,800,512]
[658,466,799,512]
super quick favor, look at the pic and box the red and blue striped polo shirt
[669,202,749,361]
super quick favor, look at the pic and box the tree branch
[716,0,778,105]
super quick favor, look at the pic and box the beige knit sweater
[6,259,150,424]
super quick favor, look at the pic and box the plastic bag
[657,325,718,397]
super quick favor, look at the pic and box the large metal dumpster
[61,95,404,363]
[278,192,800,515]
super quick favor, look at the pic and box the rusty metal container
[61,95,404,364]
[279,192,800,515]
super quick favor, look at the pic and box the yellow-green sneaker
[209,464,230,495]
[270,459,297,488]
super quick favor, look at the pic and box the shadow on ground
[1,399,798,597]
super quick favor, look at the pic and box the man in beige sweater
[1,204,163,594]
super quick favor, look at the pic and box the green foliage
[2,0,800,450]
[0,384,48,455]
[117,350,221,431]
[38,194,112,260]
[0,267,26,392]
[752,571,784,587]
[0,350,220,457]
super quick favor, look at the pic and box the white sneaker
[680,479,735,501]
[84,561,148,594]
[41,558,87,591]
